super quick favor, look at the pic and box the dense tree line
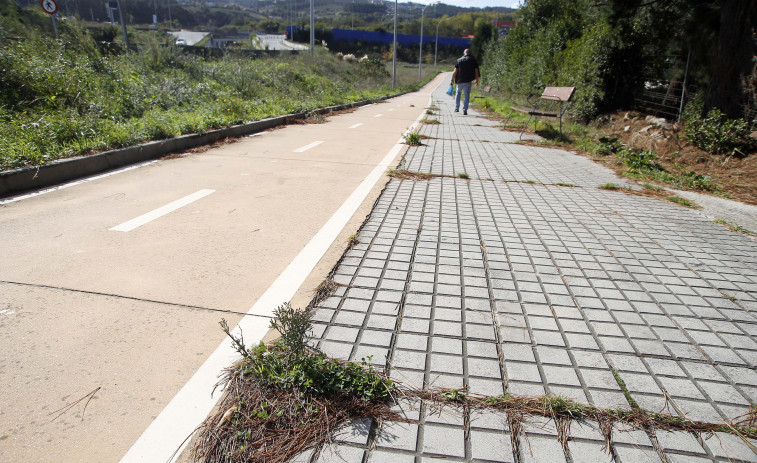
[481,0,757,121]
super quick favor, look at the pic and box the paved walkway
[304,82,757,462]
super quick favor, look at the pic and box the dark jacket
[454,55,479,84]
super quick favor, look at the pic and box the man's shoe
[454,109,459,112]
[463,110,467,115]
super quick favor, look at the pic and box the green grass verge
[0,13,430,171]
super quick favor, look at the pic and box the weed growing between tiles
[411,387,757,460]
[596,183,701,208]
[192,306,757,462]
[191,304,399,463]
[714,219,756,236]
[403,131,423,146]
[386,169,437,181]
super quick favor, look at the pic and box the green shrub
[684,109,756,156]
[554,22,612,120]
[594,136,623,155]
[241,343,392,401]
[404,131,422,145]
[619,149,660,171]
[0,18,415,171]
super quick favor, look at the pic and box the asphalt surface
[298,81,757,462]
[0,82,434,463]
[257,34,308,50]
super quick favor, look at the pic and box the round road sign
[41,0,58,14]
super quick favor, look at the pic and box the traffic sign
[41,0,58,15]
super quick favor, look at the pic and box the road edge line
[118,94,431,463]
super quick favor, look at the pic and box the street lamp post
[392,0,397,88]
[418,4,426,81]
[434,17,447,71]
[115,0,128,47]
[310,0,314,56]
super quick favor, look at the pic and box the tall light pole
[309,0,314,56]
[115,0,128,47]
[391,0,397,88]
[434,17,447,71]
[418,4,426,81]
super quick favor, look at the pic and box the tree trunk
[704,0,757,119]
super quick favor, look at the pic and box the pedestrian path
[305,82,757,462]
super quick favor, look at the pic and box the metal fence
[633,51,692,123]
[634,50,757,128]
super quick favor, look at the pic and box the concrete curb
[0,92,409,198]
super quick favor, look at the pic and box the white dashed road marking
[118,97,432,463]
[293,141,324,153]
[109,189,215,232]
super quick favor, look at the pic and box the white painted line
[349,123,364,129]
[293,141,324,153]
[374,114,383,118]
[109,189,215,232]
[0,161,157,205]
[119,98,430,463]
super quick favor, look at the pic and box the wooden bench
[472,85,492,100]
[504,86,575,139]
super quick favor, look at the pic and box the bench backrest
[541,86,575,102]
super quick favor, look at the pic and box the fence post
[677,48,692,124]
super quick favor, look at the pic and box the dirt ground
[484,107,757,206]
[594,111,757,205]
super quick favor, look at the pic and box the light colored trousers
[455,81,473,111]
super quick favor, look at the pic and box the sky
[421,0,521,9]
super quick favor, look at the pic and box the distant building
[492,20,517,37]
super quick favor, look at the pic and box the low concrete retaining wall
[0,93,406,197]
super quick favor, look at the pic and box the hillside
[0,0,433,171]
[8,0,514,34]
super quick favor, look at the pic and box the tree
[704,0,757,118]
[602,0,757,119]
[470,18,497,63]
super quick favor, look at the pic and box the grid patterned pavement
[303,85,757,463]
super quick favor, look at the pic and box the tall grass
[0,12,428,171]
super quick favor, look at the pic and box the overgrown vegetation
[473,93,756,203]
[425,389,757,441]
[685,109,756,157]
[0,3,423,171]
[589,136,717,192]
[404,131,422,146]
[482,0,757,122]
[474,0,756,206]
[193,303,396,463]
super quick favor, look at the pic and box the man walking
[451,48,479,115]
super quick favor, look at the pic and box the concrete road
[0,76,443,463]
[257,33,308,50]
[168,30,208,46]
